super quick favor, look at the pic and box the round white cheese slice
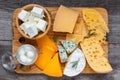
[63,48,86,77]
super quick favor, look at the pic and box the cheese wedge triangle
[80,37,113,73]
[60,40,78,54]
[43,53,62,77]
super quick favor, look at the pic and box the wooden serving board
[12,7,108,74]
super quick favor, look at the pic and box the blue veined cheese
[60,40,78,54]
[20,21,37,34]
[31,7,45,18]
[58,45,68,63]
[63,48,86,77]
[36,19,48,32]
[18,10,30,22]
[26,25,38,38]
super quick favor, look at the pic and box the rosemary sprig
[53,37,58,43]
[71,58,80,69]
[88,30,96,37]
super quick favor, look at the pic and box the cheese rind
[80,37,113,73]
[53,5,79,33]
[64,48,86,77]
[58,45,68,63]
[60,40,78,54]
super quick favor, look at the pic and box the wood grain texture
[0,0,120,80]
[12,7,108,74]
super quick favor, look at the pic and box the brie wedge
[63,48,86,77]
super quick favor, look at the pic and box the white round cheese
[26,51,34,58]
[63,48,86,77]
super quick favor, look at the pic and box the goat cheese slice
[36,19,48,32]
[58,45,68,63]
[60,40,78,54]
[26,25,38,38]
[18,10,30,22]
[63,48,86,77]
[31,7,45,18]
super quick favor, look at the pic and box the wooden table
[0,0,120,80]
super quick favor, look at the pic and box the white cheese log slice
[60,40,78,54]
[18,10,30,22]
[63,48,86,77]
[26,25,38,38]
[58,45,68,63]
[36,19,47,32]
[31,7,45,18]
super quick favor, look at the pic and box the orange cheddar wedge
[36,35,58,52]
[43,53,62,77]
[35,47,55,70]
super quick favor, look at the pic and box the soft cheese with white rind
[58,45,68,63]
[26,25,38,38]
[36,19,48,32]
[60,40,78,54]
[63,48,86,77]
[18,10,30,22]
[31,7,45,18]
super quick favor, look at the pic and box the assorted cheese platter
[12,4,113,77]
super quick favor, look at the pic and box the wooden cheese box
[12,7,108,74]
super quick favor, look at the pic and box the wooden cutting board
[12,7,108,74]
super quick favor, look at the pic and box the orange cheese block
[35,47,55,70]
[53,5,79,33]
[36,35,58,52]
[43,53,62,77]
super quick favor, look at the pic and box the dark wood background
[0,0,120,80]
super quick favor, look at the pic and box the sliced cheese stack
[80,37,113,73]
[35,35,62,77]
[64,48,86,77]
[18,7,47,38]
[53,5,79,33]
[82,9,109,43]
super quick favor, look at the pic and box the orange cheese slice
[43,53,62,77]
[36,35,58,52]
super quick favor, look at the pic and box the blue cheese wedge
[58,45,68,63]
[18,10,30,22]
[26,25,38,38]
[63,48,86,77]
[60,40,78,54]
[31,7,45,18]
[36,19,48,32]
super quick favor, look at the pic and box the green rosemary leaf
[71,58,80,69]
[20,64,24,70]
[88,30,96,37]
[53,37,58,43]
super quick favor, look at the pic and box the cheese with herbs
[63,48,86,77]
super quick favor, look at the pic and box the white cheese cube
[31,7,45,18]
[18,10,30,22]
[26,25,38,38]
[34,17,41,22]
[36,19,48,32]
[25,14,35,22]
[20,21,37,34]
